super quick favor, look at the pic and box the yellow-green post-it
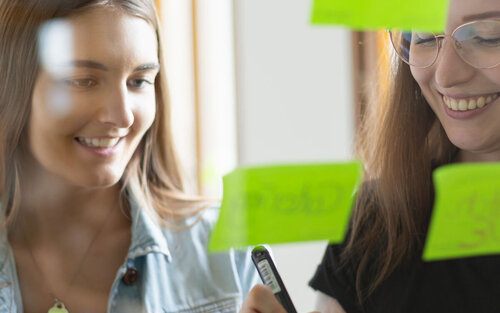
[209,161,362,251]
[311,0,449,32]
[423,163,500,261]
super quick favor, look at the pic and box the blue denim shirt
[0,201,260,312]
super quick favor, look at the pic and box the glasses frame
[388,19,500,69]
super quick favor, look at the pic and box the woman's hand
[241,285,287,313]
[240,285,322,313]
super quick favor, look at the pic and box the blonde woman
[241,0,500,312]
[0,0,258,312]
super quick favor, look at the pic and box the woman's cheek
[484,68,500,87]
[410,66,433,87]
[132,94,156,136]
[410,67,437,104]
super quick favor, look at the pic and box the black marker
[251,246,298,313]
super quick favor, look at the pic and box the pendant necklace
[22,205,115,313]
[48,301,68,313]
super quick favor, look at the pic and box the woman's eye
[475,36,500,46]
[64,78,97,88]
[128,78,153,89]
[413,34,436,46]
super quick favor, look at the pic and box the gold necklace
[22,205,115,313]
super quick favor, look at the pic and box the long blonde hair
[0,0,205,227]
[344,53,458,303]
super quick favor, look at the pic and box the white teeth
[451,99,458,110]
[78,137,120,148]
[468,99,477,110]
[458,99,468,111]
[445,98,451,108]
[477,97,485,108]
[443,94,498,111]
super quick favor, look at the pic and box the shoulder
[159,204,221,240]
[309,242,362,313]
[195,204,221,232]
[117,200,261,312]
[140,204,260,308]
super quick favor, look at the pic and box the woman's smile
[74,136,125,157]
[28,8,159,187]
[440,92,499,119]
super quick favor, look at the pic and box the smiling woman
[239,0,500,312]
[0,1,258,312]
[30,9,159,189]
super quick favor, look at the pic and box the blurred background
[157,0,388,310]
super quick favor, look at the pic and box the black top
[309,243,500,313]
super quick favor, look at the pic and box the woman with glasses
[0,0,259,312]
[241,0,500,312]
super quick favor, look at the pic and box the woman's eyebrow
[463,11,500,22]
[61,61,159,72]
[67,60,109,71]
[133,63,160,72]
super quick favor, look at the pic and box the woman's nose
[434,38,476,89]
[96,85,134,128]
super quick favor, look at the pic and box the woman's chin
[445,128,488,153]
[449,136,500,162]
[66,171,123,189]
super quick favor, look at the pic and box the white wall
[233,0,354,311]
[161,0,198,193]
[195,0,239,196]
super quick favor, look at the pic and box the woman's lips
[74,136,124,157]
[441,93,499,120]
[442,93,498,112]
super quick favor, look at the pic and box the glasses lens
[454,20,500,68]
[390,31,438,68]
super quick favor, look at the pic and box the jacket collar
[0,228,19,313]
[127,197,172,261]
[0,199,175,312]
[0,197,173,263]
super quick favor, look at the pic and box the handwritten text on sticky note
[209,162,362,251]
[311,0,449,32]
[423,163,500,261]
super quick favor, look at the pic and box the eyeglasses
[389,20,500,69]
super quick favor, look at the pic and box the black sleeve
[309,244,363,313]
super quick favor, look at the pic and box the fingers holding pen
[240,285,323,313]
[241,285,288,313]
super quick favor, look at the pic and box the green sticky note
[209,161,362,251]
[423,163,500,261]
[311,0,449,32]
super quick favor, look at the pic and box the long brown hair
[0,0,206,228]
[344,52,458,303]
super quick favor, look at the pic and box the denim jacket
[0,201,260,312]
